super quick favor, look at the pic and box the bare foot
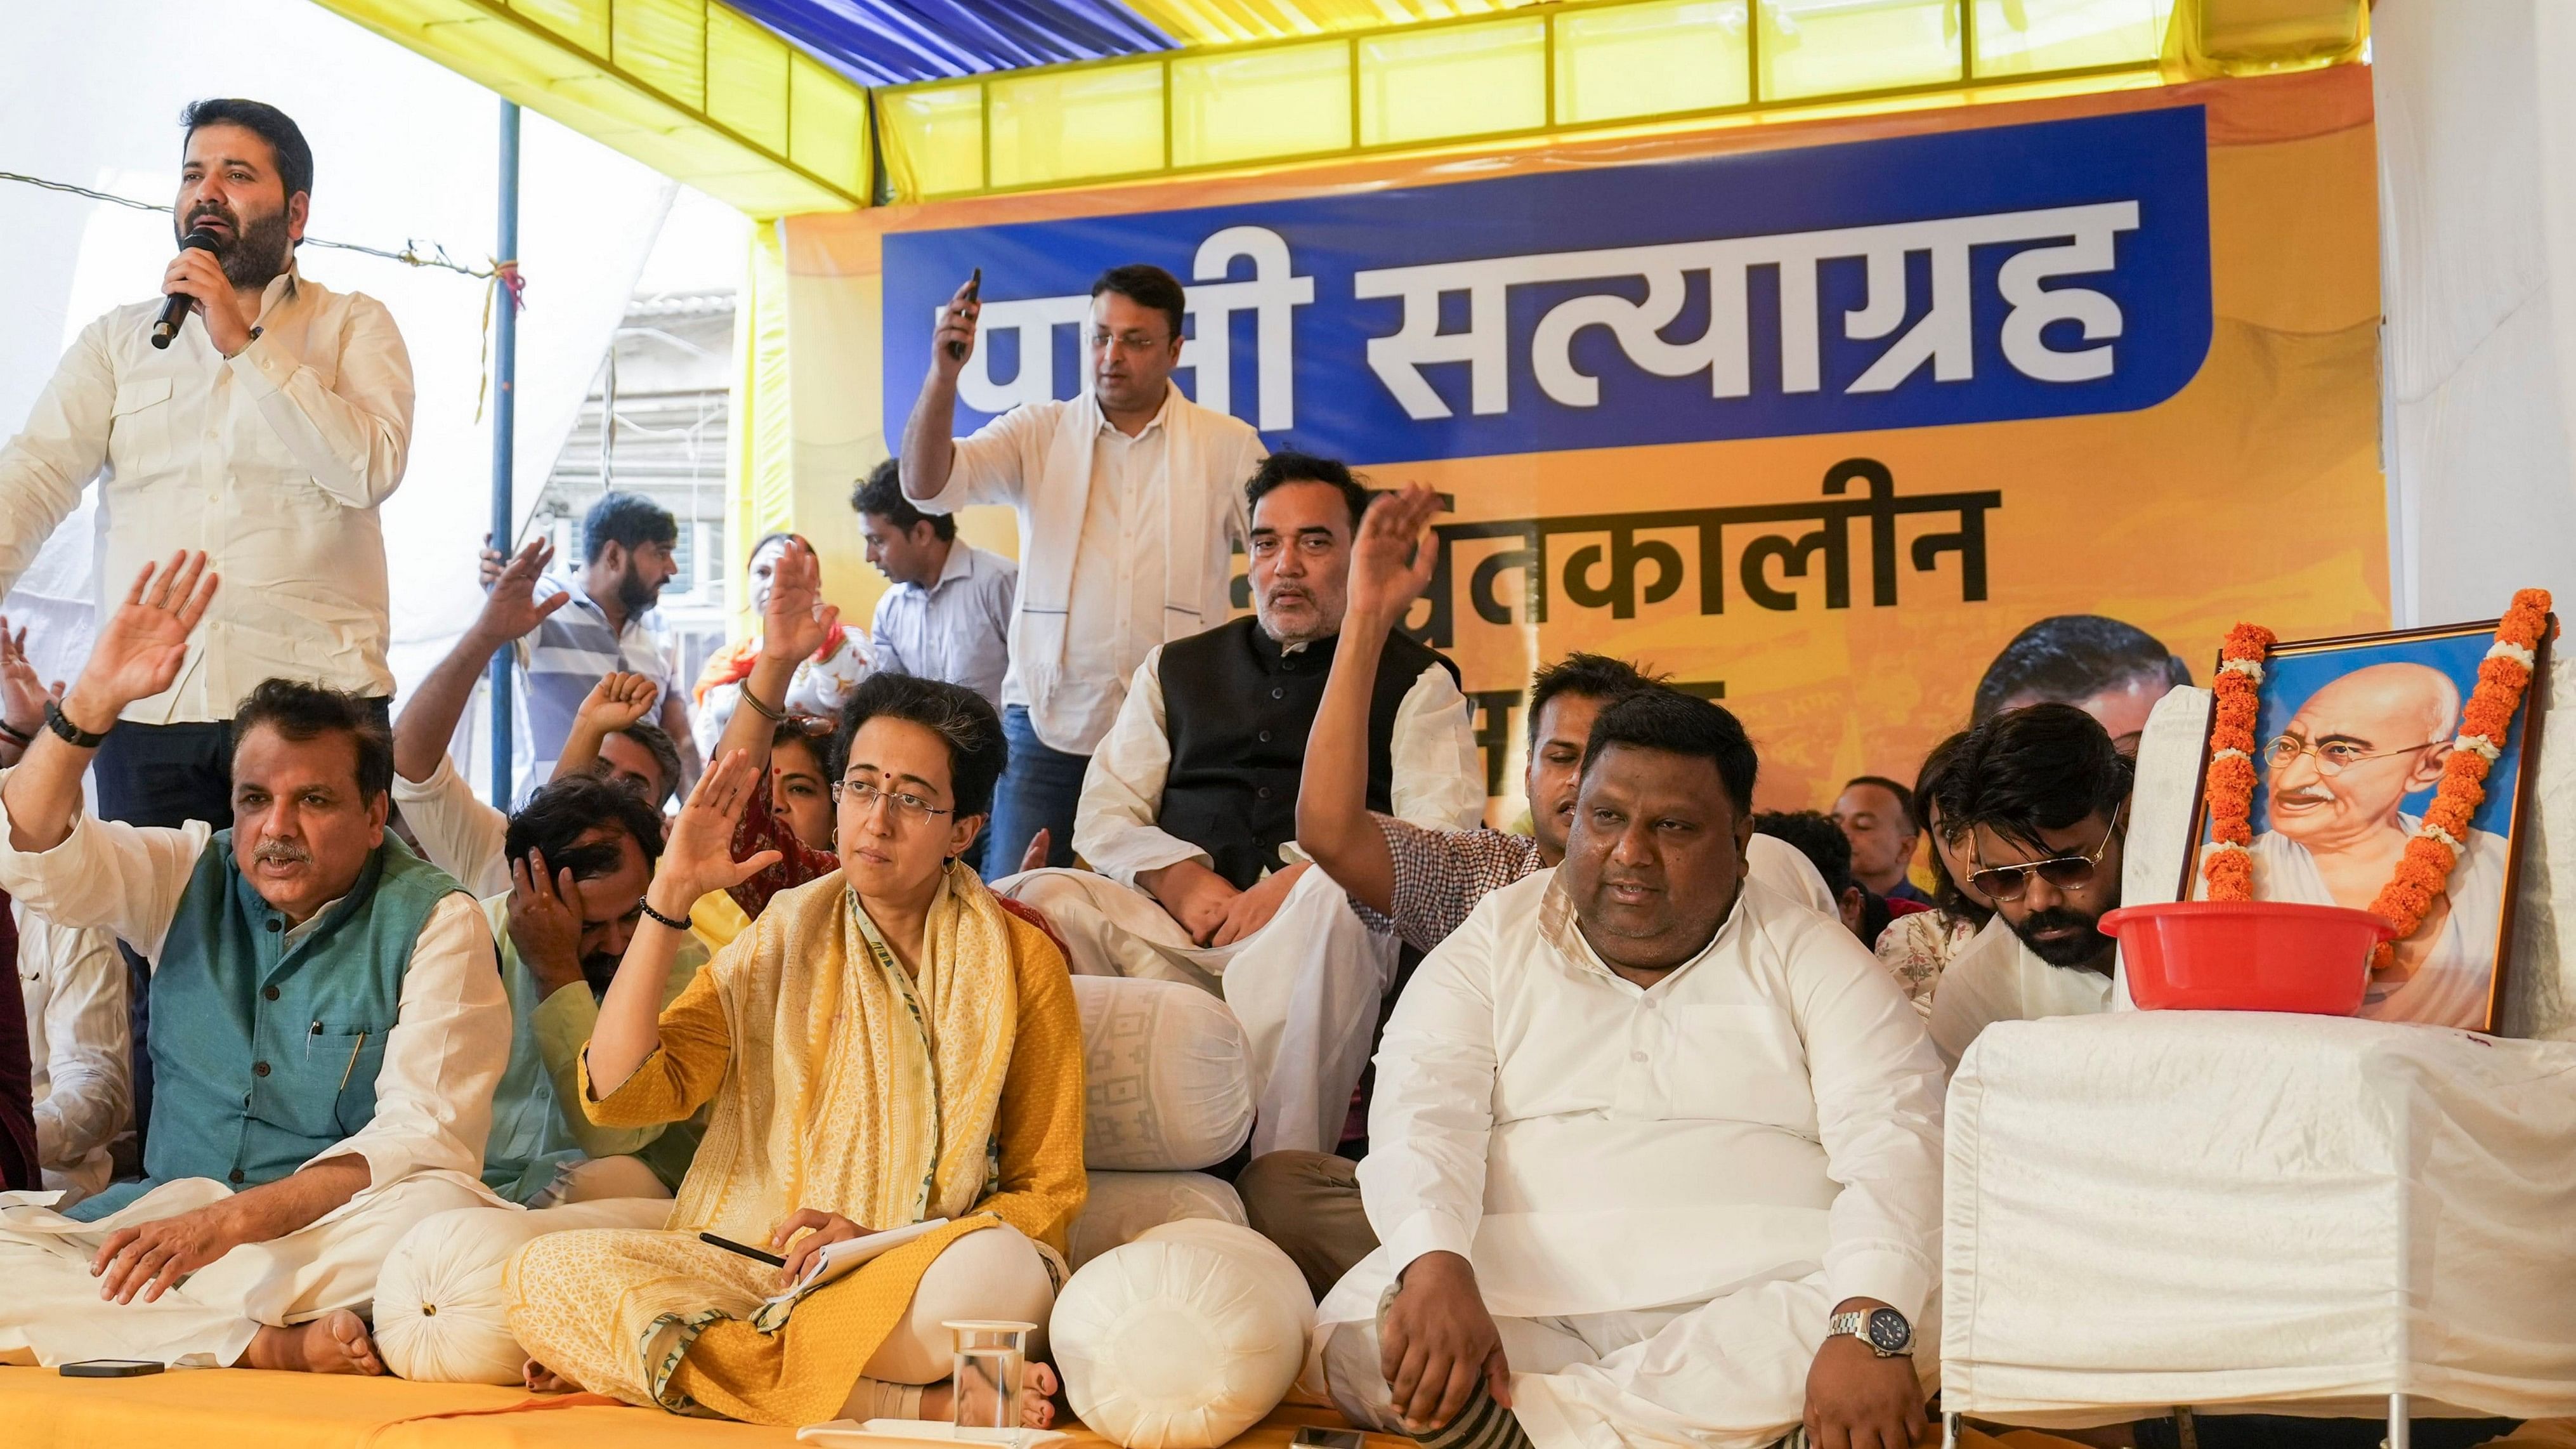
[523,1358,579,1393]
[920,1362,1061,1429]
[240,1310,384,1375]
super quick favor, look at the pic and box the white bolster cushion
[374,1196,670,1384]
[1052,1218,1316,1449]
[1074,975,1254,1171]
[1069,1169,1246,1271]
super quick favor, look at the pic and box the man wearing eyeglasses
[1927,704,2133,1070]
[2247,664,2504,1027]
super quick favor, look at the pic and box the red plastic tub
[2100,901,2396,1016]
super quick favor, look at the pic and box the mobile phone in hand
[946,267,983,362]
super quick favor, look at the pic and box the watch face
[1866,1308,1911,1353]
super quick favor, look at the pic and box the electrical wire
[1,169,499,280]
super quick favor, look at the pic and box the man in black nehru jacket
[1002,452,1482,1159]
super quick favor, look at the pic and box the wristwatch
[42,698,110,750]
[1827,1307,1913,1358]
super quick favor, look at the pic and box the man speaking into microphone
[0,99,412,1141]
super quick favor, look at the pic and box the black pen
[699,1231,786,1268]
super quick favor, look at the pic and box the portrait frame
[2174,618,2553,1033]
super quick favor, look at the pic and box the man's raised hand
[474,537,568,644]
[760,535,841,664]
[1348,485,1442,625]
[71,552,218,722]
[575,671,658,738]
[0,617,62,745]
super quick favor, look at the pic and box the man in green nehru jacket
[0,551,507,1377]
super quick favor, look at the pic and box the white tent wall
[2377,0,2576,627]
[0,0,674,712]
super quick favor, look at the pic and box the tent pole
[487,98,520,808]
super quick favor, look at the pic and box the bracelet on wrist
[738,682,786,723]
[0,719,32,749]
[638,897,693,932]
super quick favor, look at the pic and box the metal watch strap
[43,698,109,749]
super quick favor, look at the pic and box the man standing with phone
[898,263,1264,871]
[0,98,413,1149]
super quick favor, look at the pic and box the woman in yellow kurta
[506,673,1086,1427]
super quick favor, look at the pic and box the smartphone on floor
[1293,1428,1365,1449]
[61,1359,164,1377]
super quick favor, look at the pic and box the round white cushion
[1052,1218,1316,1449]
[1073,975,1253,1172]
[374,1196,670,1384]
[1069,1169,1246,1271]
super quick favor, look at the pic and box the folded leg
[0,1173,491,1368]
[838,1223,1059,1419]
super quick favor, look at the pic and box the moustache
[253,839,312,866]
[2277,785,2336,806]
[2011,905,2110,966]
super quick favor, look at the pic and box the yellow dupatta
[508,864,1032,1422]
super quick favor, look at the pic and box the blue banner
[883,105,2213,464]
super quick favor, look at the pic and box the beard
[617,565,662,616]
[2010,904,2115,969]
[580,952,621,997]
[182,201,293,292]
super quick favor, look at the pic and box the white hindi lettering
[943,225,1314,427]
[1350,201,2140,419]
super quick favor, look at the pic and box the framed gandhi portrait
[2181,620,2551,1032]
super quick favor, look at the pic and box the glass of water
[946,1319,1036,1441]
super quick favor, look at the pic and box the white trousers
[999,865,1398,1157]
[1323,1272,1854,1449]
[0,1172,492,1368]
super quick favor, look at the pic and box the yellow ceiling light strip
[306,0,872,216]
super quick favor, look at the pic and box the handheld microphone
[150,230,221,351]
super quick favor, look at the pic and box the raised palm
[761,535,840,662]
[1349,484,1443,620]
[476,537,568,643]
[659,749,783,902]
[86,553,218,709]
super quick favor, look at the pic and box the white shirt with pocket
[0,266,412,722]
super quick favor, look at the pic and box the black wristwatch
[1827,1306,1913,1358]
[43,698,110,750]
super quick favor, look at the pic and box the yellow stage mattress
[0,1368,1398,1449]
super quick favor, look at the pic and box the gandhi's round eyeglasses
[2262,734,2444,778]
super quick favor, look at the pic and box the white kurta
[1318,870,1945,1449]
[2248,815,2508,1027]
[1015,639,1484,1158]
[916,387,1265,756]
[1925,916,2119,1071]
[0,795,510,1367]
[18,899,127,1205]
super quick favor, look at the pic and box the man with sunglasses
[2248,663,2504,1026]
[1928,704,2133,1070]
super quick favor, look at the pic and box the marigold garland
[2199,624,2275,899]
[2355,588,2554,970]
[2203,594,2554,973]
